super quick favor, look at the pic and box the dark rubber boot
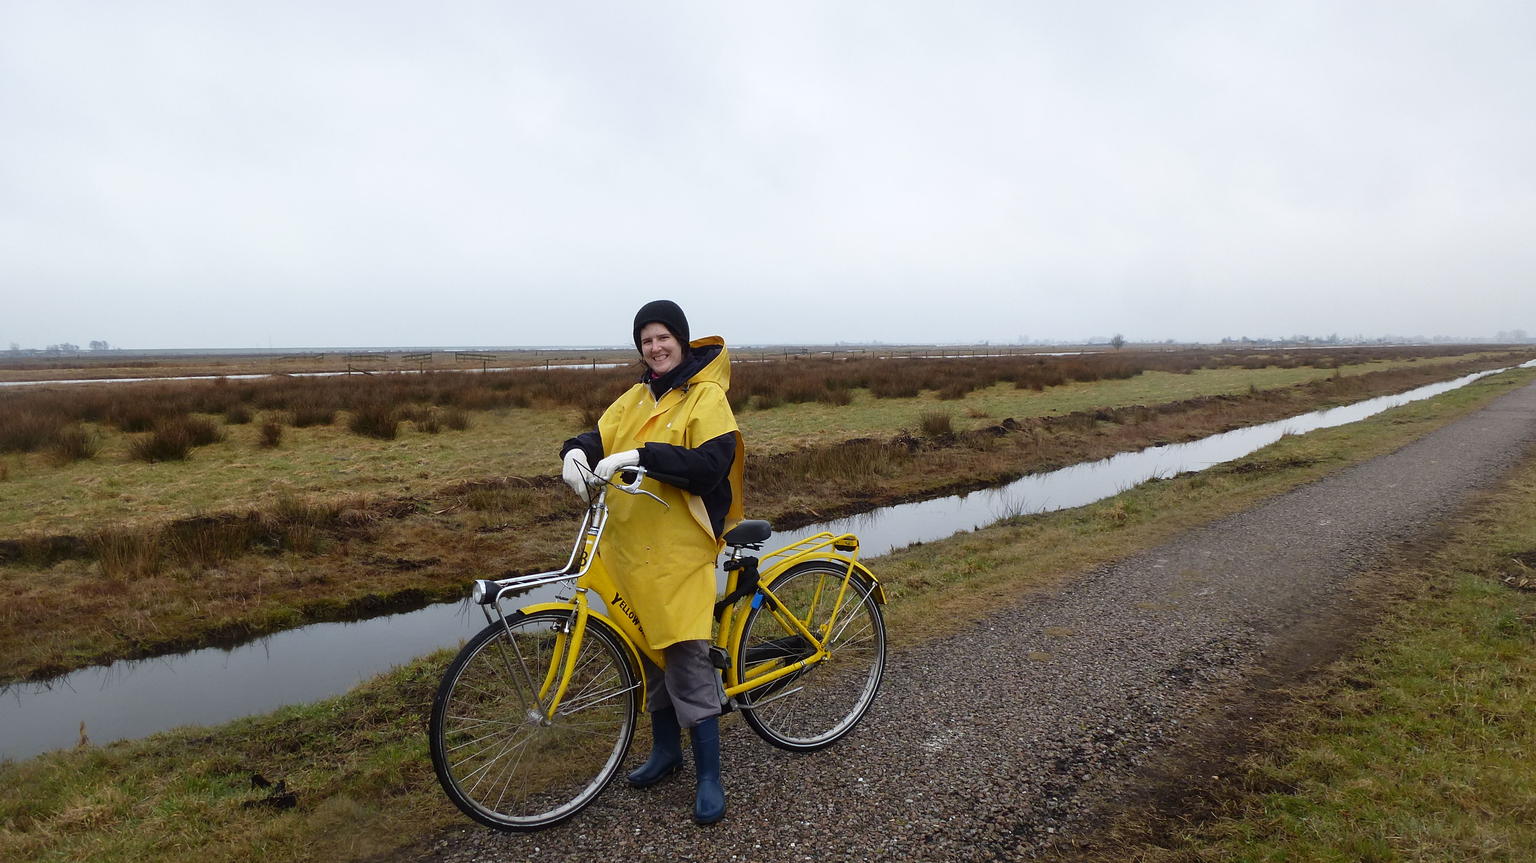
[627,707,683,788]
[690,716,725,825]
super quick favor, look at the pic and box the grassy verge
[1069,443,1536,861]
[3,363,1532,863]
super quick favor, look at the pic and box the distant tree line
[7,341,116,354]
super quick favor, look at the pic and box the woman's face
[639,321,682,376]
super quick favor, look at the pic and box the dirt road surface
[398,378,1536,863]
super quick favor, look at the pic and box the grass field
[1,350,1516,535]
[0,349,1530,684]
[2,362,1532,863]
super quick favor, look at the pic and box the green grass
[3,365,1531,863]
[0,407,578,535]
[0,655,450,863]
[1100,451,1536,862]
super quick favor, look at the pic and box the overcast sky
[2,1,1532,349]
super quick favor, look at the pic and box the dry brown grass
[0,351,1531,683]
[920,410,954,437]
[4,345,1508,442]
[258,420,283,448]
[44,426,98,465]
[126,416,223,462]
[347,403,399,440]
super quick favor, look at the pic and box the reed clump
[920,411,954,437]
[412,410,443,434]
[126,415,225,462]
[128,422,193,462]
[46,425,98,465]
[163,515,263,569]
[0,407,67,453]
[348,403,400,440]
[181,416,224,447]
[92,530,161,579]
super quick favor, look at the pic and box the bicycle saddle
[723,520,772,547]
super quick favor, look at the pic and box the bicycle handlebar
[587,465,686,507]
[473,465,687,605]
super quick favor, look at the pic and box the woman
[559,299,745,826]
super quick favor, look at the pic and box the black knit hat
[632,300,690,352]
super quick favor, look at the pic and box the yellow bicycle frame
[719,532,884,699]
[504,529,885,717]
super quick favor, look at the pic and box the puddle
[2,361,1530,761]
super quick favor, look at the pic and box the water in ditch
[2,362,1529,761]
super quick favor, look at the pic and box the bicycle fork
[488,590,594,723]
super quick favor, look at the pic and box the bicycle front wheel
[429,609,639,831]
[736,561,886,751]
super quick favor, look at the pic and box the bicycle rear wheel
[429,609,639,830]
[735,561,886,751]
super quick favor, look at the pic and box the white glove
[561,449,592,498]
[593,449,641,483]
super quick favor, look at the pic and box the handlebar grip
[618,468,688,488]
[646,470,688,488]
[612,466,689,492]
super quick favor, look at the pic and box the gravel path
[403,378,1536,863]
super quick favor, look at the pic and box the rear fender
[760,553,886,605]
[725,554,885,671]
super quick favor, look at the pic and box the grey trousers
[640,639,721,729]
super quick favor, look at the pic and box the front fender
[505,601,652,708]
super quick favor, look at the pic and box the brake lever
[583,466,669,506]
[615,469,670,509]
[632,487,668,508]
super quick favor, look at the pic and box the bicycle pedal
[708,646,729,670]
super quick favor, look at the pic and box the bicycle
[428,466,888,830]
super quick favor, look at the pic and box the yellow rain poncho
[596,336,744,650]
